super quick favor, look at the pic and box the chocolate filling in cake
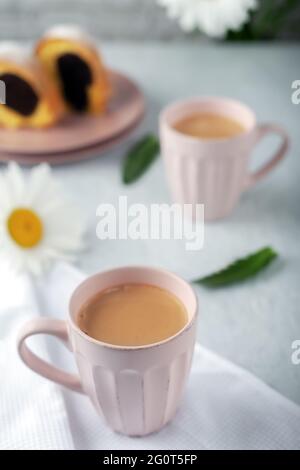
[0,73,39,116]
[57,53,92,112]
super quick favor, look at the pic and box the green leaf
[225,13,257,41]
[193,247,278,288]
[253,0,300,39]
[122,134,160,184]
[224,0,300,41]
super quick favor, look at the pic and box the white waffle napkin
[1,262,300,450]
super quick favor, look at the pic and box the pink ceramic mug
[17,266,198,437]
[160,97,289,221]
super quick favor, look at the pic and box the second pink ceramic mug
[17,266,198,437]
[160,97,289,221]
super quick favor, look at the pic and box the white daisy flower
[158,0,258,38]
[0,163,85,276]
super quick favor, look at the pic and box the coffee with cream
[174,112,245,139]
[77,284,188,347]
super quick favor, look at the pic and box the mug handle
[17,318,84,394]
[244,123,289,190]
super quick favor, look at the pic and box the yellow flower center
[7,208,43,248]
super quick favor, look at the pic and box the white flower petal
[6,162,26,202]
[26,163,55,206]
[158,0,258,38]
[0,164,25,210]
[0,174,13,212]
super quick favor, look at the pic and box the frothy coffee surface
[174,112,245,139]
[77,284,188,347]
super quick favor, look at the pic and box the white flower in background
[0,163,85,275]
[158,0,258,38]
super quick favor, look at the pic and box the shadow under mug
[159,97,289,221]
[17,266,198,437]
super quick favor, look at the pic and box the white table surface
[28,42,300,406]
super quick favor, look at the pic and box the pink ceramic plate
[0,114,143,165]
[0,70,145,155]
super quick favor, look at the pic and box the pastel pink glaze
[159,97,289,221]
[17,267,198,437]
